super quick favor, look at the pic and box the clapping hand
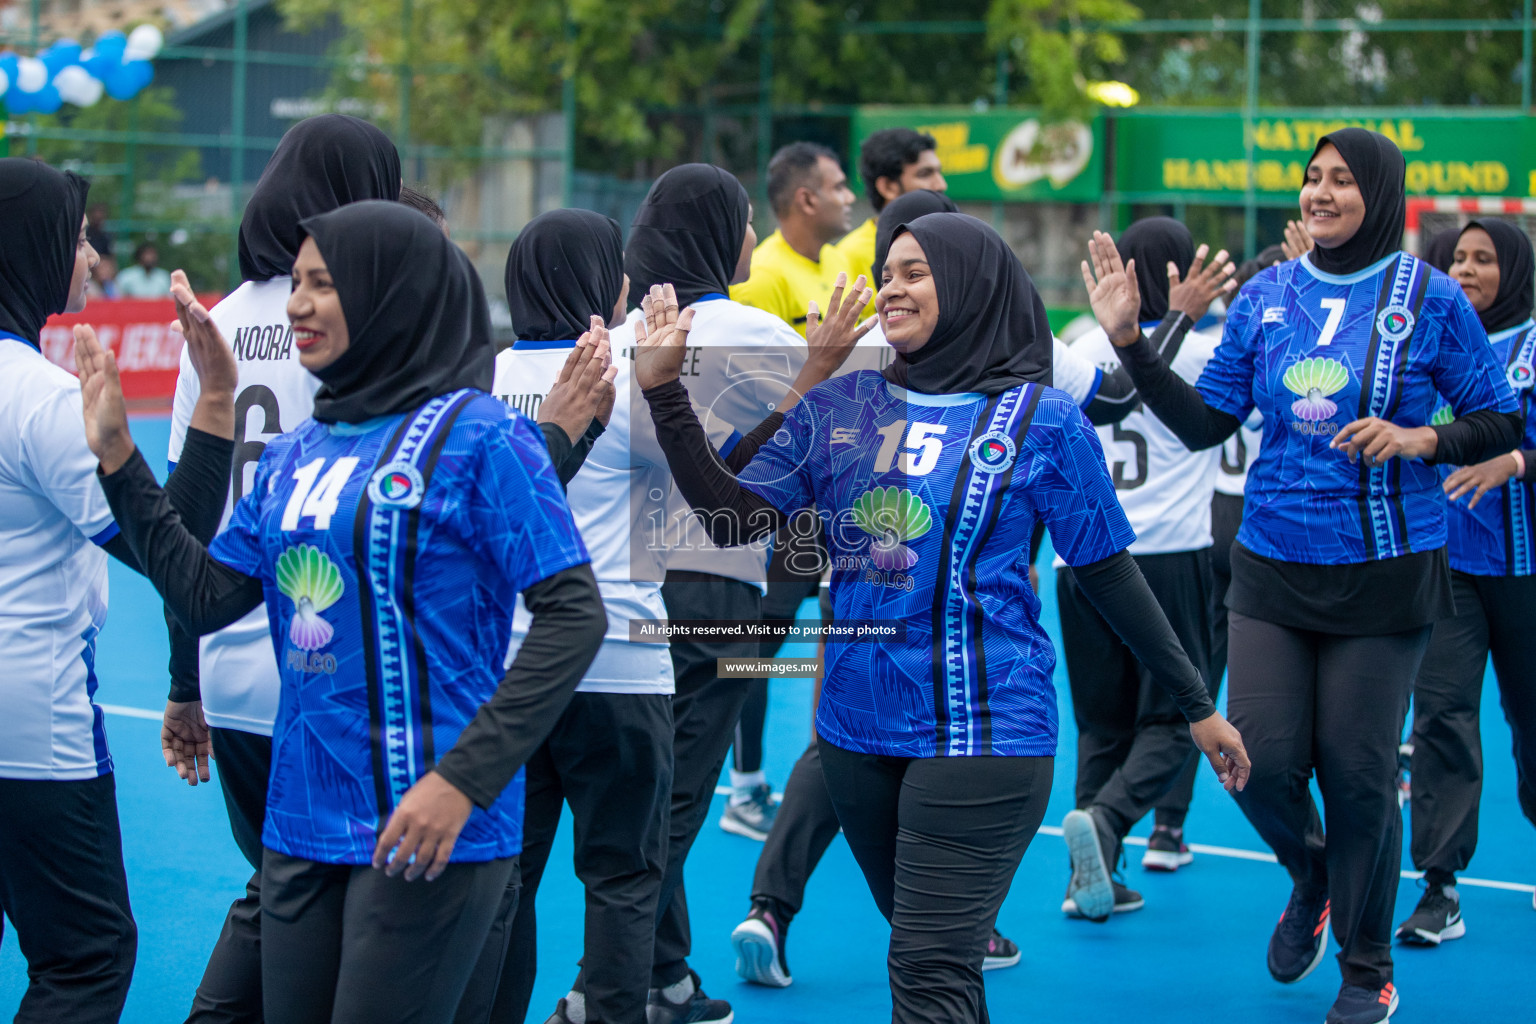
[804,272,875,375]
[1080,231,1142,347]
[75,323,136,474]
[1167,243,1238,321]
[632,284,695,391]
[1282,220,1314,261]
[538,317,617,443]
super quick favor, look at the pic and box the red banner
[41,297,222,408]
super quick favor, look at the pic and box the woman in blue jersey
[631,211,1249,1024]
[1397,218,1536,941]
[1084,128,1521,1024]
[75,200,606,1024]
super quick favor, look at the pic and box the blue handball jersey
[1438,319,1536,577]
[1196,253,1516,564]
[738,373,1134,758]
[209,390,588,865]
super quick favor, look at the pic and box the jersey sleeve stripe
[1080,367,1104,410]
[90,522,121,547]
[718,429,743,460]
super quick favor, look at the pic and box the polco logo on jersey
[368,462,424,510]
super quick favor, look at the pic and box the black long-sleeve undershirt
[99,443,606,810]
[1116,312,1523,463]
[1081,312,1197,427]
[642,376,1216,723]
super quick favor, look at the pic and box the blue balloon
[41,40,82,75]
[31,82,61,114]
[0,52,18,90]
[104,59,152,101]
[4,87,33,113]
[93,31,127,63]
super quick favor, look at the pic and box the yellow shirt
[831,218,878,319]
[729,230,850,338]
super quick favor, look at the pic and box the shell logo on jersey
[1431,404,1456,426]
[1283,357,1350,421]
[367,461,425,510]
[851,486,933,571]
[969,430,1017,475]
[1376,304,1416,343]
[276,544,344,651]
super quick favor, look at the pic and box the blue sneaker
[1267,886,1330,984]
[1062,808,1115,922]
[1325,981,1398,1024]
[719,783,778,841]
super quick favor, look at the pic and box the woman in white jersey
[0,158,235,1024]
[164,113,404,1024]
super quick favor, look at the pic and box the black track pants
[818,738,1052,1024]
[0,774,136,1024]
[1227,612,1430,990]
[1056,549,1213,843]
[750,739,842,922]
[186,726,272,1024]
[1409,571,1536,883]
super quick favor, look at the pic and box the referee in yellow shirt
[730,142,856,338]
[834,128,947,318]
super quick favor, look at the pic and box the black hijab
[505,209,624,341]
[1116,216,1195,322]
[1422,227,1460,274]
[880,212,1051,396]
[1306,128,1406,276]
[624,164,749,308]
[872,189,957,282]
[300,202,492,424]
[1463,219,1536,334]
[239,115,402,282]
[0,159,89,345]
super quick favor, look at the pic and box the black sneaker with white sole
[1325,981,1398,1024]
[1061,880,1144,917]
[731,901,792,987]
[982,928,1020,970]
[1141,825,1194,872]
[646,970,733,1024]
[1267,886,1330,984]
[1394,882,1464,945]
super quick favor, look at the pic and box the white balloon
[54,65,103,107]
[125,25,164,62]
[0,69,9,98]
[16,57,47,93]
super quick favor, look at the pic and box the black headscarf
[1422,227,1460,273]
[239,115,402,282]
[1306,128,1406,276]
[0,159,90,345]
[624,164,749,308]
[1463,219,1536,334]
[872,189,957,282]
[505,209,624,341]
[1116,216,1195,323]
[300,201,492,424]
[880,212,1051,396]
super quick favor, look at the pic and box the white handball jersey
[0,339,117,779]
[1215,412,1264,498]
[493,347,728,694]
[168,278,322,734]
[1069,324,1222,555]
[854,326,1101,407]
[611,298,807,592]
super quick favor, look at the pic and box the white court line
[711,782,1535,894]
[101,715,1536,895]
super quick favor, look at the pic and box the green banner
[1115,111,1536,199]
[851,107,1104,202]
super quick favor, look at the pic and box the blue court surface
[3,415,1530,1023]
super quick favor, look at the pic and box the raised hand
[74,323,136,474]
[1282,219,1314,261]
[538,317,618,443]
[1167,243,1238,321]
[1443,454,1520,509]
[162,699,212,786]
[170,270,238,399]
[1188,711,1251,793]
[804,272,875,374]
[632,283,695,391]
[1081,231,1142,347]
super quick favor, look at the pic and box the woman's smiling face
[287,236,350,373]
[1300,143,1367,251]
[877,232,939,355]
